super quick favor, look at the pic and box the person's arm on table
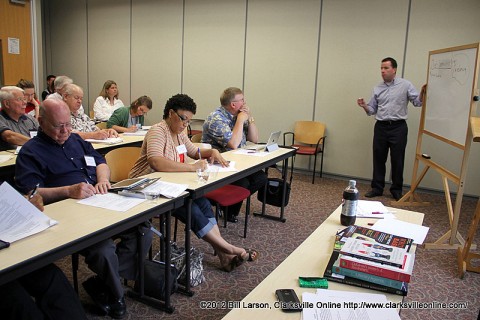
[148,155,206,172]
[0,130,31,146]
[199,148,229,166]
[95,163,111,194]
[38,183,97,204]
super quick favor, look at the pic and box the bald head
[39,99,72,145]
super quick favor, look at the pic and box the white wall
[41,0,480,196]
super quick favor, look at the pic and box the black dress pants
[0,264,86,320]
[371,120,408,194]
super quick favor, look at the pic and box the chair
[205,185,251,238]
[104,147,142,182]
[96,122,107,130]
[173,185,251,240]
[190,133,202,143]
[284,121,326,184]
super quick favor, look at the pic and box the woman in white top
[93,80,124,121]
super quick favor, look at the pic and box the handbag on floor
[169,242,205,287]
[134,259,178,300]
[257,178,291,207]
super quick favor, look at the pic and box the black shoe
[82,276,110,316]
[109,296,127,319]
[365,190,383,198]
[226,214,238,223]
[391,191,402,201]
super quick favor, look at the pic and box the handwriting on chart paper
[429,52,469,86]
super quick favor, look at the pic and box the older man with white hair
[0,86,39,151]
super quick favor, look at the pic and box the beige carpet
[56,172,480,320]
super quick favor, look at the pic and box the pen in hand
[198,148,201,160]
[29,183,40,199]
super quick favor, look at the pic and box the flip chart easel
[457,117,480,277]
[394,43,480,250]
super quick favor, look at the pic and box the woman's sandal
[222,256,242,272]
[242,248,259,262]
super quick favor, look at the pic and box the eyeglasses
[231,98,245,103]
[10,97,27,102]
[173,110,191,125]
[49,122,72,130]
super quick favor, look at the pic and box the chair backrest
[89,109,94,119]
[105,147,142,182]
[294,121,326,145]
[191,133,202,143]
[96,122,107,130]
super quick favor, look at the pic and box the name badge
[176,144,187,154]
[84,156,96,167]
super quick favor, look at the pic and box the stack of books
[323,225,415,296]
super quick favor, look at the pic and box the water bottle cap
[349,180,356,187]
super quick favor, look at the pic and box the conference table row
[0,146,296,313]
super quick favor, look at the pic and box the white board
[424,44,479,146]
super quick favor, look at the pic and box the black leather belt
[377,119,405,125]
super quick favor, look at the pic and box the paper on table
[232,149,269,157]
[142,180,188,198]
[0,182,58,243]
[77,193,145,212]
[302,289,400,320]
[370,219,429,244]
[208,161,237,172]
[356,200,395,218]
[85,137,123,144]
[123,130,148,136]
[0,154,13,163]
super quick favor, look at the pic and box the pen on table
[29,183,40,199]
[368,223,375,226]
[371,212,383,214]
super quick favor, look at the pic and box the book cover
[339,253,414,282]
[323,251,408,296]
[339,237,409,268]
[332,258,407,290]
[337,225,413,252]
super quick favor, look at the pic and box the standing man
[15,99,152,319]
[42,74,56,100]
[0,86,39,151]
[357,57,425,201]
[203,87,267,222]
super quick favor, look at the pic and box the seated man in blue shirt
[15,99,152,319]
[203,87,267,222]
[0,86,39,151]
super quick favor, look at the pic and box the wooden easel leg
[457,200,480,277]
[392,165,430,206]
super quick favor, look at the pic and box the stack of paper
[0,182,58,243]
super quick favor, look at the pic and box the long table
[0,193,186,311]
[222,205,424,319]
[143,147,296,294]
